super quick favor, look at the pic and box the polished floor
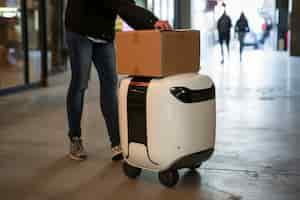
[1,47,300,200]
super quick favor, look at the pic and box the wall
[289,0,300,56]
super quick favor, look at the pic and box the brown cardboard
[116,30,200,77]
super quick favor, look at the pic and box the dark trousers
[219,32,230,60]
[66,31,120,147]
[238,32,246,61]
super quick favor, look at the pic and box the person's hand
[154,20,172,31]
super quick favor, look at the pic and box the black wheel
[158,170,179,187]
[189,163,202,170]
[122,162,142,179]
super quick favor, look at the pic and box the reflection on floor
[0,47,300,200]
[0,50,42,89]
[0,62,24,89]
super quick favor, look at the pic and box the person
[217,11,232,64]
[261,17,272,45]
[235,12,250,62]
[65,0,172,161]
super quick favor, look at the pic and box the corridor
[1,47,300,200]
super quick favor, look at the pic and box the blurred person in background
[235,12,250,62]
[217,7,232,64]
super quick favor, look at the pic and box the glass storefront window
[0,0,48,93]
[0,0,25,89]
[27,0,41,83]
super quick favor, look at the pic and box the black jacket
[217,14,232,34]
[235,16,250,33]
[65,0,159,42]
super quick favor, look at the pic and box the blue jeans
[238,32,246,59]
[66,31,120,147]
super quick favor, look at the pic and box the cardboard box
[116,30,200,77]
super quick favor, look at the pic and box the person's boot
[111,145,123,161]
[69,137,88,161]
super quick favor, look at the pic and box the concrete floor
[1,47,300,200]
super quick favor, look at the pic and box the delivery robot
[118,73,216,187]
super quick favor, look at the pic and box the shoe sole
[112,153,123,161]
[69,153,87,161]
